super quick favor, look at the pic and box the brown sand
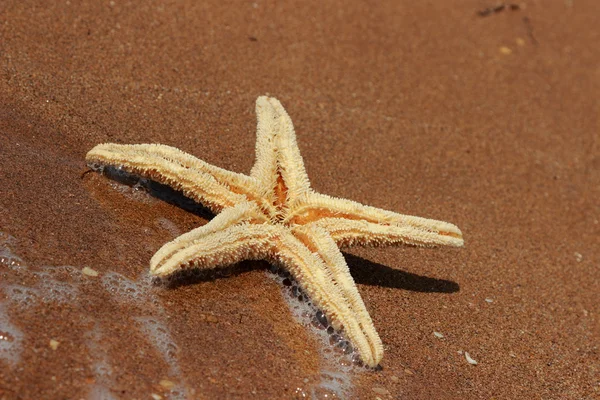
[0,1,598,399]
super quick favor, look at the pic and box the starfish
[85,96,464,367]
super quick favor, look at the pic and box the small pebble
[404,368,414,375]
[516,37,525,46]
[82,267,99,277]
[205,315,218,323]
[433,331,444,338]
[500,46,512,55]
[485,298,494,303]
[151,394,162,400]
[390,375,400,383]
[49,339,60,350]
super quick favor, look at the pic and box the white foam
[267,270,356,398]
[313,369,353,399]
[88,385,119,400]
[36,276,79,304]
[38,265,83,279]
[101,272,188,399]
[0,232,185,395]
[101,272,151,303]
[1,267,81,308]
[134,317,187,399]
[156,217,182,238]
[0,232,26,270]
[3,284,40,308]
[101,272,146,302]
[85,324,118,400]
[0,303,23,368]
[24,267,82,304]
[134,317,180,369]
[100,271,162,310]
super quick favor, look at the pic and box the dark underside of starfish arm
[86,143,270,214]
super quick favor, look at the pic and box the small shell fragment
[433,331,444,338]
[82,267,99,277]
[465,352,478,365]
[372,387,390,395]
[159,379,175,389]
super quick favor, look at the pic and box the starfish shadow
[343,253,460,293]
[158,254,459,294]
[145,180,214,220]
[98,166,215,220]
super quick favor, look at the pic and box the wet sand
[1,1,598,399]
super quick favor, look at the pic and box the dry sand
[0,1,598,399]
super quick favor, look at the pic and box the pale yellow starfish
[86,96,463,367]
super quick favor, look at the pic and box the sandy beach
[1,1,598,398]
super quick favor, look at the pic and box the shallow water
[0,231,194,399]
[0,230,362,399]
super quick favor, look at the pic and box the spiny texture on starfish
[86,96,464,367]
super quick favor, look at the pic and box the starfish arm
[250,97,311,209]
[291,225,384,367]
[150,201,268,275]
[86,143,261,213]
[289,193,464,248]
[272,229,383,367]
[150,207,282,277]
[309,217,463,248]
